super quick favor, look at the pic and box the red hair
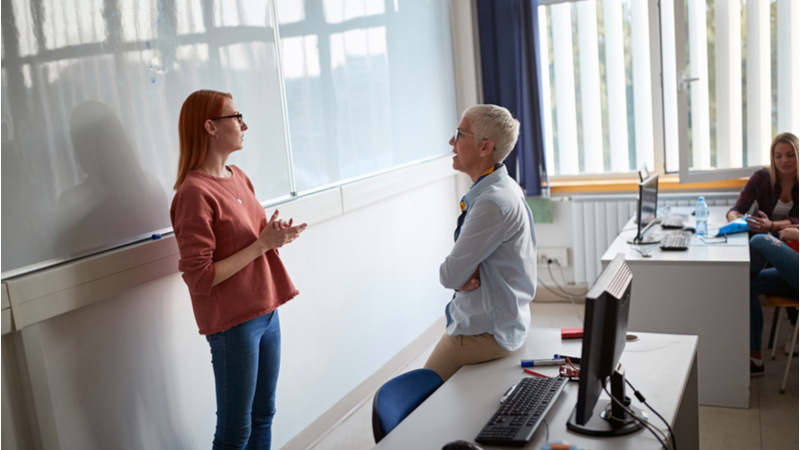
[174,90,232,190]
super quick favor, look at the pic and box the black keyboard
[660,231,692,250]
[475,376,569,447]
[660,214,688,229]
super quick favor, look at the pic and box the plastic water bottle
[695,196,709,237]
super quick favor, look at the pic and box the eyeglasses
[454,128,488,144]
[211,113,244,125]
[700,233,727,244]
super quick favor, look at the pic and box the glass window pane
[540,0,652,177]
[282,1,457,192]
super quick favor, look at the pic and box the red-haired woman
[171,90,306,450]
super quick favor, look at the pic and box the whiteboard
[1,0,291,277]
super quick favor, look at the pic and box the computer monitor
[566,253,645,437]
[627,173,660,245]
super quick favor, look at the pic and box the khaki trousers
[423,332,514,382]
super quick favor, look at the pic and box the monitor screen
[628,174,660,245]
[567,253,641,436]
[639,174,658,228]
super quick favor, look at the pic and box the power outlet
[537,247,569,267]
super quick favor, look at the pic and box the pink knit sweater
[170,165,298,335]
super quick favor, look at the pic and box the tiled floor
[306,302,798,450]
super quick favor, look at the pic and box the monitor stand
[627,218,661,245]
[566,366,646,437]
[626,235,660,245]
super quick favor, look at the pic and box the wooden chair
[766,295,799,394]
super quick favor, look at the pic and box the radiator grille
[570,192,738,285]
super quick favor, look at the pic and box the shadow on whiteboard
[53,101,170,259]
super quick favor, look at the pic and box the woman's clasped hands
[258,210,307,252]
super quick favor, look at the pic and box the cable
[626,378,677,450]
[538,275,584,322]
[601,382,671,450]
[543,418,549,443]
[553,260,590,297]
[536,276,578,300]
[540,260,586,322]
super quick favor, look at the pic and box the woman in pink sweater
[171,90,306,450]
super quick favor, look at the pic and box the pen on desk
[554,354,581,364]
[521,358,565,367]
[523,369,549,378]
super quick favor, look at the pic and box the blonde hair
[463,104,520,163]
[768,132,799,188]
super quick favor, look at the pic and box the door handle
[678,70,700,92]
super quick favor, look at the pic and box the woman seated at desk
[731,132,800,376]
[726,132,798,231]
[749,226,799,377]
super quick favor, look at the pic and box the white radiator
[570,192,739,285]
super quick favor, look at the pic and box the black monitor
[628,173,660,245]
[566,253,645,437]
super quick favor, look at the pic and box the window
[664,0,800,183]
[538,0,655,177]
[539,0,799,182]
[276,0,457,193]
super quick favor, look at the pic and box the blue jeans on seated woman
[749,234,799,353]
[207,310,281,450]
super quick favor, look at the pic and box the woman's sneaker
[750,359,765,378]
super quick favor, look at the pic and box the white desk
[601,206,749,408]
[373,329,699,450]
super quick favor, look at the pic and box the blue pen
[521,358,565,367]
[151,233,162,240]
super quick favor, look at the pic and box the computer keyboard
[659,231,692,250]
[660,214,688,229]
[475,376,569,447]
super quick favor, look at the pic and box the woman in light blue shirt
[424,105,537,381]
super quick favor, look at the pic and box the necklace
[208,167,242,204]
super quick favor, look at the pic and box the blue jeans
[207,311,281,450]
[749,234,799,353]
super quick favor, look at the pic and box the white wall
[1,176,458,450]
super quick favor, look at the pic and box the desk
[601,206,749,408]
[373,329,699,450]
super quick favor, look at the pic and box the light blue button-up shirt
[440,165,537,351]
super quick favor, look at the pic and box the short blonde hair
[463,104,520,163]
[768,132,799,187]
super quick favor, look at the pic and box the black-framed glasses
[211,113,243,125]
[454,128,488,144]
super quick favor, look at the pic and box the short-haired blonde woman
[727,132,799,231]
[424,104,537,382]
[171,90,306,450]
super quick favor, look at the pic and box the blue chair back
[372,368,443,443]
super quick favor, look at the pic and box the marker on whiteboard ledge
[151,233,162,240]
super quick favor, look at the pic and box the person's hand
[746,210,773,233]
[257,210,307,252]
[779,225,799,242]
[457,267,481,292]
[727,210,744,222]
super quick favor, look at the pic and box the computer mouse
[441,440,485,450]
[682,226,695,233]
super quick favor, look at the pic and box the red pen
[523,368,549,378]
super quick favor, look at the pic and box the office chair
[766,294,799,394]
[372,368,443,443]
